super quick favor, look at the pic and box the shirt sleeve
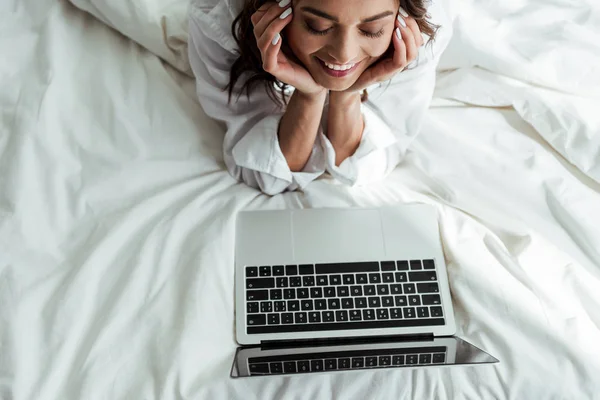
[319,0,453,187]
[188,4,326,196]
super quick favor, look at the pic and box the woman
[188,0,450,195]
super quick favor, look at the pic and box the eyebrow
[300,7,394,23]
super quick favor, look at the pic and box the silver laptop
[232,204,497,377]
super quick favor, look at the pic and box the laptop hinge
[260,333,434,350]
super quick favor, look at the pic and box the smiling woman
[188,0,448,195]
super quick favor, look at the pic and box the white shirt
[188,0,451,195]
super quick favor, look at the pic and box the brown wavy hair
[226,0,440,106]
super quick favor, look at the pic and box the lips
[317,58,361,78]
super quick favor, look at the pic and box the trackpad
[292,209,385,263]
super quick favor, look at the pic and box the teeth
[324,62,355,71]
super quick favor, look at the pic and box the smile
[317,58,361,78]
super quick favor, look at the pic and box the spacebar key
[316,262,379,274]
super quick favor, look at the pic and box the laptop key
[311,360,324,371]
[246,278,274,289]
[377,285,389,295]
[352,357,365,368]
[417,307,430,318]
[363,309,375,320]
[382,296,393,307]
[397,260,409,271]
[284,361,297,373]
[285,265,298,276]
[349,310,362,321]
[247,302,259,313]
[259,266,271,276]
[351,286,363,296]
[297,288,309,298]
[404,307,416,318]
[380,356,391,366]
[322,311,335,322]
[420,354,432,364]
[356,274,368,284]
[381,261,396,271]
[391,284,403,294]
[422,294,442,305]
[417,282,440,293]
[288,300,300,311]
[274,301,286,312]
[406,355,418,364]
[391,308,403,319]
[343,274,355,284]
[273,265,285,276]
[431,306,444,317]
[330,275,342,285]
[297,361,309,372]
[247,290,268,301]
[309,311,321,323]
[433,353,446,363]
[269,362,283,373]
[310,287,323,298]
[368,297,381,308]
[290,277,302,287]
[423,259,436,269]
[365,357,377,367]
[382,273,394,283]
[249,363,269,374]
[337,286,350,297]
[260,302,273,313]
[395,296,407,307]
[299,264,314,275]
[409,271,437,282]
[268,314,280,325]
[355,297,368,308]
[295,312,307,323]
[335,310,348,321]
[392,355,405,365]
[328,299,340,309]
[301,300,313,310]
[270,289,282,300]
[324,287,336,297]
[246,267,258,277]
[314,299,327,310]
[395,272,408,282]
[403,283,416,294]
[369,273,381,284]
[377,308,389,320]
[284,289,296,299]
[276,277,288,288]
[342,298,354,309]
[409,295,421,306]
[282,313,294,324]
[410,260,423,270]
[364,285,376,296]
[338,358,350,369]
[247,314,266,326]
[325,359,337,370]
[317,276,328,286]
[303,276,315,287]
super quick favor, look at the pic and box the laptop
[232,204,498,377]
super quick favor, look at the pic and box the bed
[1,0,599,398]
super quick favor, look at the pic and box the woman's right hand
[251,1,326,97]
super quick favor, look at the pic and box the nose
[328,30,359,64]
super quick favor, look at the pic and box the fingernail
[396,27,402,39]
[397,15,407,28]
[272,33,281,45]
[398,6,409,18]
[278,0,291,7]
[279,7,292,19]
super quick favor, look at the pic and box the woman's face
[284,0,398,92]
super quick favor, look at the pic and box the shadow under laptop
[231,335,497,378]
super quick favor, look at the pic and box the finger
[392,27,408,69]
[262,27,283,74]
[405,16,424,47]
[254,2,291,39]
[257,7,293,53]
[397,16,418,64]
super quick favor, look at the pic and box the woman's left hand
[343,8,424,94]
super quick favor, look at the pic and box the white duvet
[1,0,599,399]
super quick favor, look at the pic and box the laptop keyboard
[244,260,445,334]
[247,346,447,375]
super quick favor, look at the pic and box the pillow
[69,0,192,75]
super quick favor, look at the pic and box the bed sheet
[1,0,599,399]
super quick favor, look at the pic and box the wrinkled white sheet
[1,0,599,399]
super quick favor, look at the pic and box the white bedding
[1,0,600,399]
